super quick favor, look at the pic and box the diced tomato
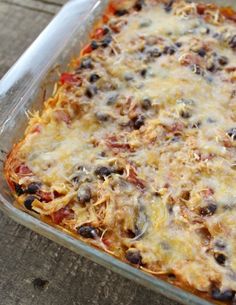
[223,138,234,148]
[53,190,62,198]
[8,179,16,191]
[220,7,236,22]
[198,4,225,24]
[103,237,112,247]
[226,67,236,73]
[106,135,131,151]
[169,122,185,132]
[60,73,81,85]
[197,4,217,15]
[196,4,206,15]
[16,164,32,175]
[179,53,201,66]
[54,110,71,124]
[127,167,145,189]
[92,28,106,39]
[103,14,110,24]
[32,124,42,134]
[38,190,53,202]
[82,44,93,56]
[51,207,71,225]
[201,154,214,161]
[107,3,116,14]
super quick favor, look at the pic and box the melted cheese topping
[5,0,236,302]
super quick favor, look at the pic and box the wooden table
[0,1,180,304]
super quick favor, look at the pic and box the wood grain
[0,1,179,304]
[1,0,61,15]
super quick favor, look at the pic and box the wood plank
[1,0,63,16]
[0,1,180,305]
[33,0,64,7]
[0,2,58,76]
[34,0,66,6]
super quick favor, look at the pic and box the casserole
[0,0,235,304]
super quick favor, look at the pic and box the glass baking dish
[0,1,235,304]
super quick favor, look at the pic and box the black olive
[191,121,201,128]
[95,166,113,178]
[126,229,136,238]
[80,58,93,69]
[89,73,100,83]
[207,118,216,123]
[103,26,110,35]
[90,40,99,50]
[164,0,174,12]
[100,151,106,157]
[163,46,176,55]
[167,204,174,214]
[115,168,125,175]
[27,182,41,194]
[115,9,128,16]
[124,72,134,81]
[214,240,226,250]
[147,48,162,58]
[134,0,144,11]
[95,112,110,122]
[85,86,97,98]
[214,253,226,266]
[167,273,176,279]
[139,20,152,28]
[211,287,235,301]
[200,203,217,216]
[206,62,217,72]
[77,185,91,204]
[24,196,36,211]
[213,32,220,39]
[134,3,142,11]
[180,111,191,119]
[77,225,99,238]
[125,249,142,264]
[229,35,236,49]
[72,176,80,184]
[140,68,147,77]
[107,93,119,105]
[171,136,180,143]
[206,28,210,34]
[218,56,229,66]
[191,64,203,75]
[227,128,236,140]
[213,51,218,58]
[141,98,152,110]
[14,183,24,196]
[72,166,92,184]
[175,42,182,48]
[197,49,206,57]
[133,115,145,129]
[101,36,112,48]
